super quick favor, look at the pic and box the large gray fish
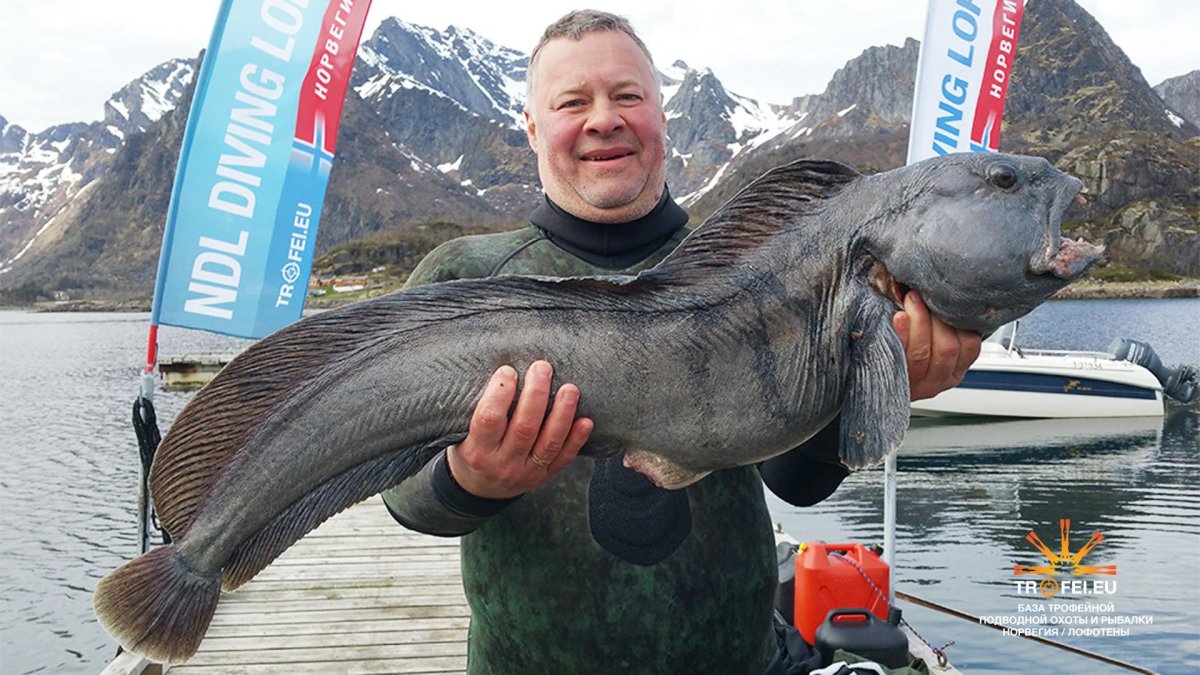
[94,153,1101,662]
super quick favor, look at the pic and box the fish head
[869,152,1103,334]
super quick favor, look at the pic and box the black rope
[132,396,161,476]
[132,396,171,544]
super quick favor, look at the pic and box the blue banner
[151,0,372,338]
[906,0,1026,164]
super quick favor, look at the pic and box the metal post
[883,446,897,607]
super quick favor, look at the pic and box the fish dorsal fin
[650,159,859,282]
[838,288,911,470]
[147,275,639,540]
[147,302,406,539]
[146,288,507,539]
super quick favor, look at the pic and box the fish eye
[989,163,1020,190]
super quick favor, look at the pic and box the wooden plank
[249,563,460,581]
[205,604,470,627]
[202,616,471,639]
[226,581,465,600]
[169,496,471,673]
[187,628,467,652]
[210,594,467,615]
[170,653,468,667]
[100,651,160,675]
[168,653,463,667]
[178,641,466,666]
[270,547,459,560]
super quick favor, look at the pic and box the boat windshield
[986,321,1019,351]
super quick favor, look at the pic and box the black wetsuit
[383,191,848,674]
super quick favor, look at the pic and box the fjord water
[771,298,1200,675]
[1,299,1197,674]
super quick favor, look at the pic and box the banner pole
[893,0,1026,608]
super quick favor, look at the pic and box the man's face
[524,30,668,224]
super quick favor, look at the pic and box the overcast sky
[3,1,1197,133]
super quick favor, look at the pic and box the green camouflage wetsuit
[383,191,847,675]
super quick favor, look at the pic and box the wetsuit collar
[530,188,689,269]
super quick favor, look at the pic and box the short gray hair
[526,9,656,100]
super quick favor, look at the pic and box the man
[383,10,979,674]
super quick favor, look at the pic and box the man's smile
[580,147,636,162]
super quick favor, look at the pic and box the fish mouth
[1029,186,1105,280]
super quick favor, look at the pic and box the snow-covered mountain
[1,0,1197,299]
[0,58,195,273]
[356,18,528,127]
[662,62,803,203]
[1154,70,1200,128]
[346,19,816,213]
[0,16,912,283]
[349,18,539,214]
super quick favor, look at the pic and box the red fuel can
[793,542,891,644]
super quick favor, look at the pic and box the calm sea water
[772,298,1200,675]
[0,299,1197,674]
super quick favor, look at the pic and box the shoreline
[11,279,1199,313]
[1050,279,1200,300]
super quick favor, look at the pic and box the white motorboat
[911,322,1197,419]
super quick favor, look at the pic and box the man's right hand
[446,360,593,499]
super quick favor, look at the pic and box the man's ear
[524,109,538,152]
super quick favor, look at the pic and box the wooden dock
[104,496,469,674]
[157,352,240,390]
[100,499,962,674]
[177,496,468,674]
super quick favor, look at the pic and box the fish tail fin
[92,545,221,663]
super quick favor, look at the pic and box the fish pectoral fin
[838,301,910,470]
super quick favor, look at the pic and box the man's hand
[446,360,593,499]
[893,291,982,401]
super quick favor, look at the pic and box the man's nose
[585,100,625,135]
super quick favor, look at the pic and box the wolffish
[93,152,1101,662]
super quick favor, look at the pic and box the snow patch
[671,148,693,168]
[4,213,58,269]
[109,99,130,122]
[680,161,732,206]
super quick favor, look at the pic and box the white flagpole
[891,0,1027,606]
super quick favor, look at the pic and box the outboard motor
[1108,338,1199,404]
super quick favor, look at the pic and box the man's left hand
[893,291,982,401]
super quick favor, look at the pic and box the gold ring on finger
[530,453,552,467]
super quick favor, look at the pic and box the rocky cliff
[1154,70,1200,128]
